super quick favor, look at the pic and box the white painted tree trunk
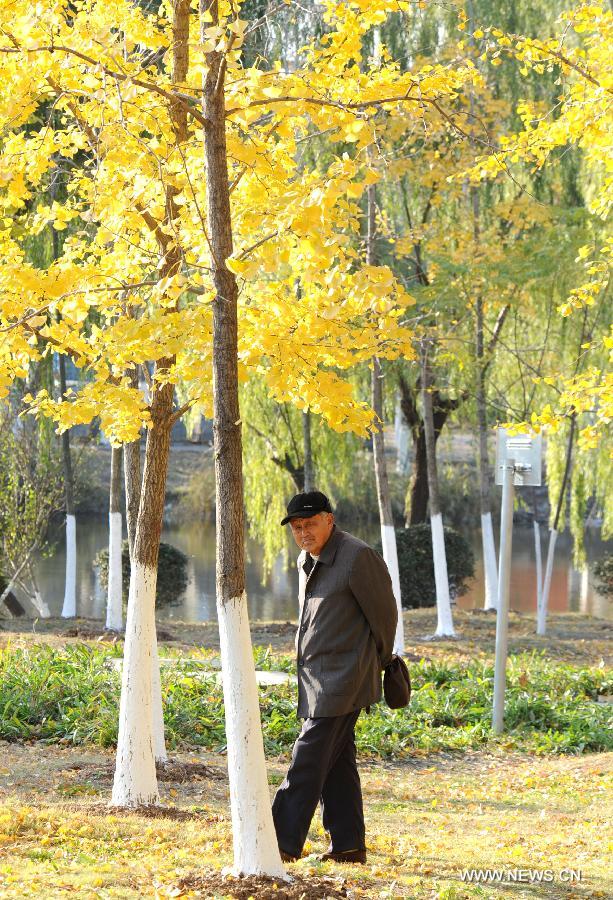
[218,593,287,877]
[481,512,498,611]
[580,566,590,614]
[106,511,123,631]
[381,524,404,655]
[396,417,410,476]
[31,587,51,618]
[151,633,167,763]
[431,513,455,637]
[61,514,77,617]
[537,529,558,636]
[111,562,159,807]
[567,564,582,610]
[534,520,543,617]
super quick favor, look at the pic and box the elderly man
[272,490,398,864]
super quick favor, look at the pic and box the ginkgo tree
[0,0,483,878]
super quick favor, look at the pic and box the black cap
[280,491,333,526]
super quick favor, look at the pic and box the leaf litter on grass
[175,870,351,899]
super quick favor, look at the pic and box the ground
[0,743,610,899]
[0,610,610,899]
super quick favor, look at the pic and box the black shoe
[279,849,298,863]
[318,848,367,864]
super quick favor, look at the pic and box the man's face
[289,512,335,556]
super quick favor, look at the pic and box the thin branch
[243,1,290,38]
[170,399,196,425]
[238,230,278,259]
[0,41,210,128]
[226,88,439,118]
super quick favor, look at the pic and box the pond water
[30,516,611,622]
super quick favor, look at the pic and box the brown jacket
[295,527,398,718]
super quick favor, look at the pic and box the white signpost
[492,429,542,734]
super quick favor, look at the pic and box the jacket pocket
[321,650,358,695]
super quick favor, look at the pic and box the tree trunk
[468,52,498,610]
[399,376,463,526]
[106,445,123,632]
[407,426,429,525]
[394,394,410,475]
[372,359,405,655]
[476,293,498,611]
[367,182,404,653]
[201,0,285,878]
[111,382,173,805]
[111,0,194,804]
[302,411,314,492]
[538,414,576,635]
[58,353,77,618]
[534,518,543,617]
[49,175,77,619]
[124,366,142,560]
[421,343,455,637]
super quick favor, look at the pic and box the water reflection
[32,517,610,622]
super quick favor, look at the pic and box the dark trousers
[271,710,365,858]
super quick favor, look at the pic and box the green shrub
[592,554,612,597]
[378,524,475,609]
[94,540,189,606]
[0,645,610,757]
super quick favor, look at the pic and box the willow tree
[464,2,612,614]
[465,3,612,447]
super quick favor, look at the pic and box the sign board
[495,428,542,487]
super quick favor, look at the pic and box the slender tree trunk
[394,394,410,475]
[466,6,498,610]
[534,518,543,617]
[579,565,590,614]
[475,281,498,611]
[201,0,285,877]
[112,0,193,803]
[111,380,173,805]
[538,414,576,635]
[407,426,429,525]
[398,376,463,526]
[124,366,142,561]
[58,353,77,618]
[49,175,77,619]
[421,343,455,637]
[106,445,123,631]
[367,182,404,653]
[120,369,166,762]
[372,358,405,654]
[302,410,314,492]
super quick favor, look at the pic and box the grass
[0,643,610,756]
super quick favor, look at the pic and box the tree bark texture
[106,445,123,632]
[475,276,498,610]
[302,411,314,492]
[58,352,77,618]
[421,342,455,637]
[201,0,286,878]
[398,375,464,525]
[124,366,142,560]
[112,1,190,805]
[372,358,404,654]
[367,183,404,651]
